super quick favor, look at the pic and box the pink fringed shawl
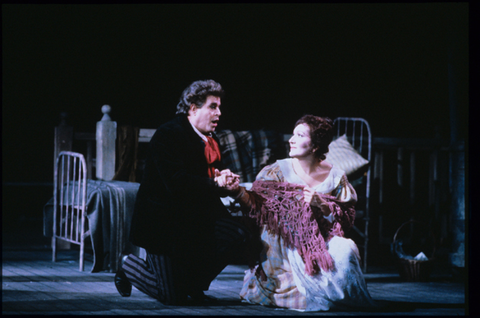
[247,180,356,276]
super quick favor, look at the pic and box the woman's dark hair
[176,79,224,114]
[295,115,334,161]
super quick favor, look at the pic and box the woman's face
[289,123,314,158]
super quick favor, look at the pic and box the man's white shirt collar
[189,120,209,142]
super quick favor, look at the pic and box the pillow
[325,134,369,176]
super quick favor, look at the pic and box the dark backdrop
[3,3,468,184]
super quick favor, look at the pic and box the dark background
[3,3,469,184]
[2,3,470,253]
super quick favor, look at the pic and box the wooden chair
[52,151,90,271]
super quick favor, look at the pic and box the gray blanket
[44,180,141,272]
[216,129,285,182]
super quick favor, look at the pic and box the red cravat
[204,136,221,178]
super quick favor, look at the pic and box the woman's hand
[303,187,330,216]
[303,187,323,207]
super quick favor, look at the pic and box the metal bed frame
[334,117,372,272]
[52,151,90,271]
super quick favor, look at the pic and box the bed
[45,106,372,272]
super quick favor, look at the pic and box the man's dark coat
[129,114,231,255]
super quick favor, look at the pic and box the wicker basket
[393,220,436,282]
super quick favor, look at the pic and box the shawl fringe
[247,180,356,276]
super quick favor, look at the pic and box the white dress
[240,158,376,311]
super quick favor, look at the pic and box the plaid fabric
[240,226,307,310]
[216,129,285,183]
[239,160,362,311]
[240,162,307,310]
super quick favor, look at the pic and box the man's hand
[214,169,243,198]
[214,169,240,188]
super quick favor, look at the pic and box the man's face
[188,95,221,135]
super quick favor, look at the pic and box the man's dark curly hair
[295,115,334,161]
[176,79,224,115]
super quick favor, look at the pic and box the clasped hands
[214,169,240,192]
[214,172,332,214]
[303,187,331,216]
